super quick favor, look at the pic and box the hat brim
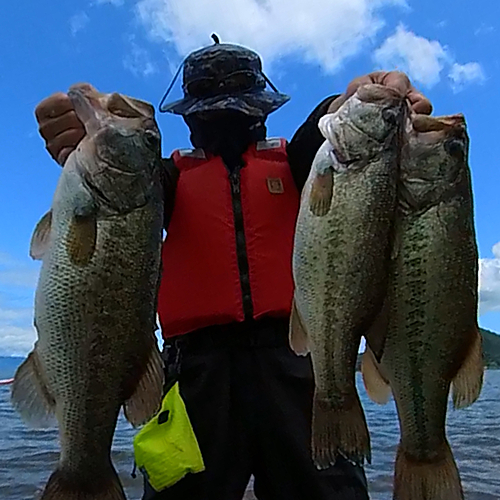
[160,90,290,117]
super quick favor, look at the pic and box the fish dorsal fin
[30,210,53,260]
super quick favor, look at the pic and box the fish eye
[144,129,160,149]
[381,107,399,125]
[382,108,399,125]
[444,137,465,159]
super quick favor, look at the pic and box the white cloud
[448,62,486,93]
[0,300,36,358]
[0,324,36,358]
[123,35,158,77]
[70,11,90,37]
[134,0,407,73]
[479,242,500,316]
[0,254,38,357]
[374,24,485,91]
[373,24,449,87]
[474,24,494,37]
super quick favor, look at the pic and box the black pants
[143,319,369,500]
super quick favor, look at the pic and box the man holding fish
[27,33,472,500]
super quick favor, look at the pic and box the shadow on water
[0,370,499,499]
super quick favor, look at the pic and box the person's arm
[161,158,179,231]
[286,71,433,194]
[286,94,341,193]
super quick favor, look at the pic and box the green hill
[356,328,500,370]
[480,328,500,369]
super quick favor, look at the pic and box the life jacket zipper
[228,167,254,320]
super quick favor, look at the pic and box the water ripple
[0,371,498,499]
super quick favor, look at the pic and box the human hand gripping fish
[11,83,165,500]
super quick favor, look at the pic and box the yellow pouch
[133,382,205,491]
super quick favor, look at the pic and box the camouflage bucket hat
[159,37,290,117]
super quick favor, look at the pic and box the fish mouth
[329,147,366,173]
[67,84,105,136]
[356,84,405,107]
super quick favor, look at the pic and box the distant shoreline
[2,327,500,377]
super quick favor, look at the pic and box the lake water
[1,360,499,499]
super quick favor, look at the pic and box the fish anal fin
[66,215,97,266]
[309,169,333,217]
[11,349,56,428]
[394,441,464,500]
[123,342,165,427]
[452,327,484,409]
[30,211,53,260]
[289,298,310,356]
[361,347,391,405]
[363,301,389,362]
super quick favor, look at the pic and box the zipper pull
[229,170,241,194]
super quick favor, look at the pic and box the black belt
[163,317,290,351]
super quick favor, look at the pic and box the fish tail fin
[394,441,464,500]
[312,390,371,469]
[452,327,484,409]
[40,467,127,500]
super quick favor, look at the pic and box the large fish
[290,84,407,468]
[362,113,484,500]
[11,83,165,500]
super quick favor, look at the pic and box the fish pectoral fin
[452,327,484,409]
[361,347,391,405]
[309,169,333,217]
[29,210,53,260]
[123,340,165,427]
[66,214,97,266]
[289,297,310,356]
[11,349,57,428]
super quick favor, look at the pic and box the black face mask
[183,111,267,170]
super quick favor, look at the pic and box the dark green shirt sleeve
[160,157,179,231]
[286,94,341,193]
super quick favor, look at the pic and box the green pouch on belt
[133,381,205,492]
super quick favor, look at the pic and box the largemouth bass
[362,114,484,500]
[11,83,165,500]
[291,84,407,468]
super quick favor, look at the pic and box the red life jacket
[157,138,300,339]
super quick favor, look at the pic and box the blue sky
[0,0,499,356]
